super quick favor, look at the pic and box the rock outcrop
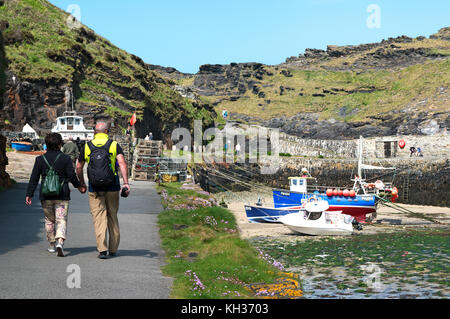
[0,134,11,189]
[165,27,449,139]
[284,29,450,71]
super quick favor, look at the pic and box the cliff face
[0,0,216,140]
[167,28,450,139]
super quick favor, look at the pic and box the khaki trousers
[88,191,120,253]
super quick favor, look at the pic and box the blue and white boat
[244,204,304,223]
[272,137,397,223]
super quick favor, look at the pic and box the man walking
[76,122,130,259]
[62,137,80,168]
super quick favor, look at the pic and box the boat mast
[70,87,74,112]
[358,135,363,179]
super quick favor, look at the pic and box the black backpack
[87,140,116,188]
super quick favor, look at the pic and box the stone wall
[0,134,11,189]
[363,134,450,159]
[277,133,450,159]
[278,133,357,158]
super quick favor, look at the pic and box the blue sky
[49,0,450,73]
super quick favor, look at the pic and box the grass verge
[157,182,302,299]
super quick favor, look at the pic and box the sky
[49,0,450,74]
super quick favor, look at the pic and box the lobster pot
[133,163,158,173]
[134,157,158,165]
[158,158,188,173]
[132,171,157,181]
[135,148,162,157]
[178,172,187,182]
[137,140,163,148]
[161,173,179,183]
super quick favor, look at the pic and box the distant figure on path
[235,143,241,155]
[410,146,416,157]
[76,122,130,259]
[62,137,80,168]
[417,147,423,157]
[26,133,86,257]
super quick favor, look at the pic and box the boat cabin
[289,177,309,193]
[51,111,94,141]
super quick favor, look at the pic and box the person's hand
[78,184,87,194]
[25,196,32,206]
[121,183,130,197]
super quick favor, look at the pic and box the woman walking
[25,133,86,257]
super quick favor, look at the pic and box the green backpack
[41,154,64,197]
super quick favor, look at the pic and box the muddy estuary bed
[220,191,450,299]
[251,227,449,299]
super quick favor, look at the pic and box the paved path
[0,181,172,298]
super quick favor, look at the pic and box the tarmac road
[0,181,173,299]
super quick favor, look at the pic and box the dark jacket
[26,150,81,201]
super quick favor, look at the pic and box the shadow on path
[0,183,43,256]
[65,246,159,258]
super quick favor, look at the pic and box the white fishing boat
[278,199,358,236]
[51,111,94,140]
[51,88,94,140]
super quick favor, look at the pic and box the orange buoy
[333,189,338,196]
[349,190,356,197]
[338,190,344,196]
[343,189,349,197]
[326,189,333,197]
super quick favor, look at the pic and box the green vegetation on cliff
[0,0,216,137]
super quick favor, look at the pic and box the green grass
[157,183,280,298]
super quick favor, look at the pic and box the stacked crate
[132,140,163,181]
[115,135,134,177]
[158,157,188,183]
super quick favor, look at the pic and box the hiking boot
[56,242,65,257]
[98,251,108,259]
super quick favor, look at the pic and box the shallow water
[253,228,449,299]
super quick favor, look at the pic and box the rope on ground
[376,195,442,225]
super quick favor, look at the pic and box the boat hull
[273,190,376,222]
[244,205,303,223]
[279,213,353,236]
[11,142,32,152]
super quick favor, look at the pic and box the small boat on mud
[278,199,360,236]
[273,136,399,222]
[244,204,303,223]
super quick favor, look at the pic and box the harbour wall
[278,133,450,159]
[202,157,450,207]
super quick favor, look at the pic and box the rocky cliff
[167,28,450,139]
[0,0,216,142]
